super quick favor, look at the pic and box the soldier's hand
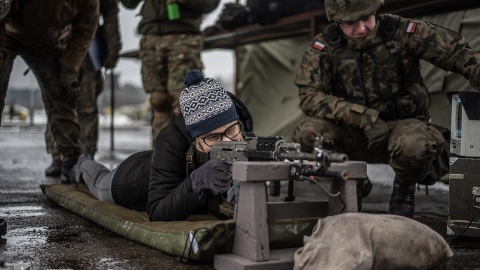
[59,68,80,103]
[364,118,389,154]
[103,52,119,69]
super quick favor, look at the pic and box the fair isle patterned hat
[180,69,239,138]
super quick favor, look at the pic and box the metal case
[448,157,480,238]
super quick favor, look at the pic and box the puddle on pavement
[0,206,43,211]
[0,189,42,194]
[0,205,45,218]
[3,226,47,246]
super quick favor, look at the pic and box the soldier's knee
[150,92,173,113]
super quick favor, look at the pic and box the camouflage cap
[325,0,384,23]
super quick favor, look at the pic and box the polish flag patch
[406,22,417,33]
[312,41,326,51]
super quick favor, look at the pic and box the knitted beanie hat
[180,69,239,138]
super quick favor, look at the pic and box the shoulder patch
[406,22,417,33]
[312,41,326,51]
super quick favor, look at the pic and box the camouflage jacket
[295,14,480,129]
[4,0,99,73]
[120,0,219,36]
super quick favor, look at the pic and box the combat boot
[388,178,415,217]
[79,146,96,162]
[357,177,373,211]
[60,155,79,184]
[44,155,62,177]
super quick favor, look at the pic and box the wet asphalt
[1,124,480,270]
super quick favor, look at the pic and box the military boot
[60,155,79,184]
[388,178,415,217]
[44,155,62,177]
[357,177,373,211]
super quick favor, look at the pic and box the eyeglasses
[200,121,242,147]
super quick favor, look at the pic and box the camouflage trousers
[139,34,203,141]
[292,117,449,185]
[45,56,103,159]
[0,38,80,157]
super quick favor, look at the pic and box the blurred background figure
[0,0,99,183]
[418,8,480,129]
[44,0,122,177]
[119,0,220,144]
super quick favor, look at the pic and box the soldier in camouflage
[292,0,480,217]
[0,0,11,240]
[119,0,219,143]
[44,0,122,177]
[0,0,99,183]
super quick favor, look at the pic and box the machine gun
[193,136,348,200]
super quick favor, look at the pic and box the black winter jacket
[110,93,253,221]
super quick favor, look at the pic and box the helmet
[0,0,12,22]
[325,0,384,23]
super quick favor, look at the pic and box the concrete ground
[1,124,480,269]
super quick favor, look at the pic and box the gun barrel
[324,170,349,181]
[278,152,317,161]
[329,153,348,162]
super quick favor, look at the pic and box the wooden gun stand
[214,160,367,270]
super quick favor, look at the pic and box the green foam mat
[41,184,316,261]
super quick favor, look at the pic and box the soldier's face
[339,14,376,38]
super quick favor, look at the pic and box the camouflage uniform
[45,0,122,169]
[419,8,480,129]
[0,0,99,181]
[0,0,99,182]
[120,0,219,141]
[292,15,480,185]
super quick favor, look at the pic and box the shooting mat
[40,183,317,261]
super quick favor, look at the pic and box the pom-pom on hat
[180,69,239,138]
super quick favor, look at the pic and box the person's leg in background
[0,217,6,237]
[77,56,103,155]
[387,119,446,217]
[0,46,15,237]
[23,47,81,183]
[44,124,62,176]
[166,34,204,118]
[140,34,204,144]
[0,42,15,126]
[140,35,175,144]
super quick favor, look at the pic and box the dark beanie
[180,70,239,138]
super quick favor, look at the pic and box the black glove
[190,159,232,194]
[59,68,80,103]
[364,118,390,154]
[103,52,119,69]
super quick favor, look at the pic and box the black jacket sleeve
[147,115,206,221]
